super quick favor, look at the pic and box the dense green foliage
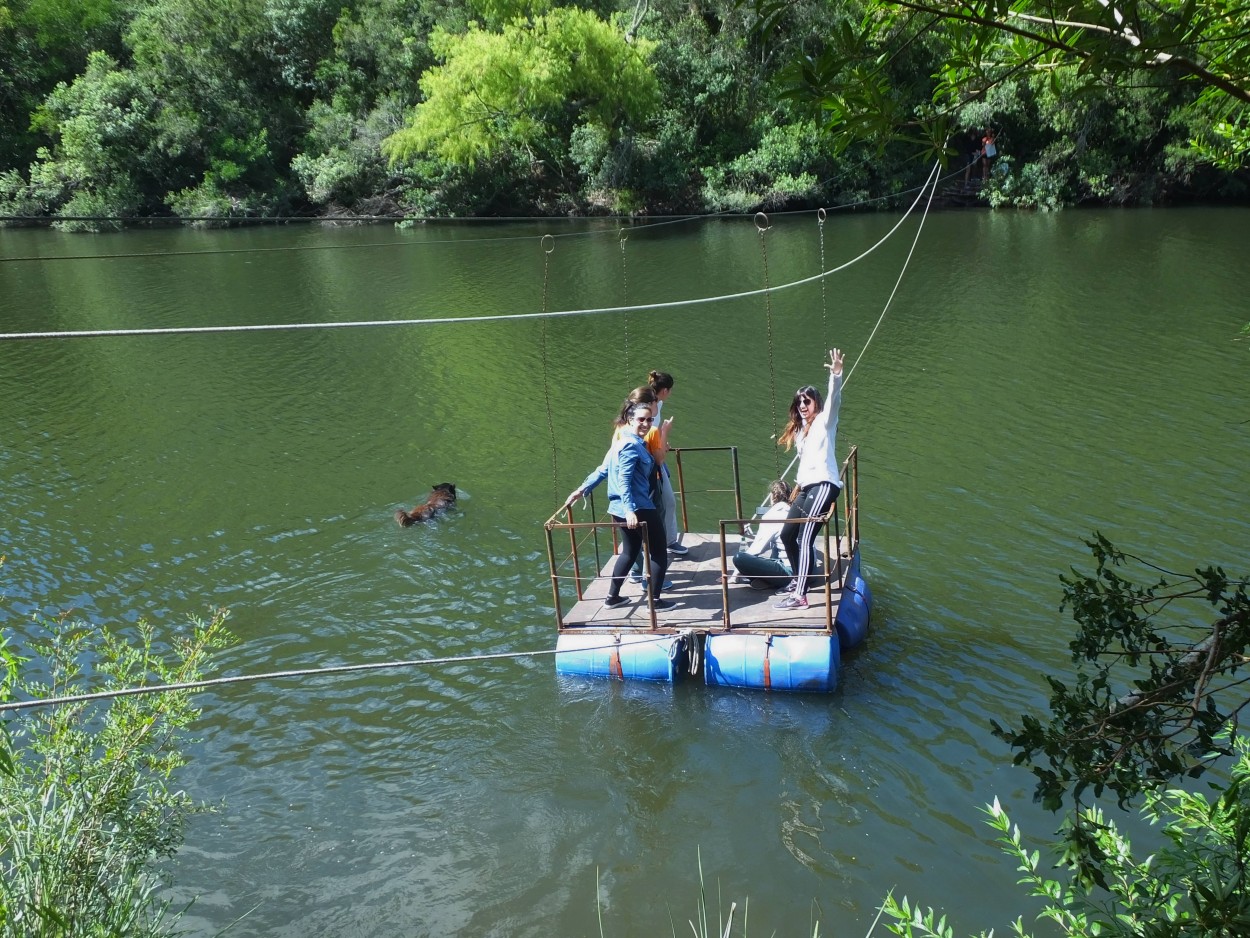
[993,534,1250,811]
[775,0,1250,206]
[885,763,1250,937]
[879,536,1250,937]
[1,0,1245,225]
[0,607,233,936]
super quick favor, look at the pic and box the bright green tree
[382,6,660,192]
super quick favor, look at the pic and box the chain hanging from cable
[619,228,630,385]
[755,212,781,477]
[817,207,829,351]
[540,234,559,502]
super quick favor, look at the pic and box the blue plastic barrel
[703,633,839,692]
[555,632,686,682]
[835,574,871,649]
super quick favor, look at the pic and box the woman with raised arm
[775,348,844,611]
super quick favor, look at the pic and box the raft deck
[560,531,855,634]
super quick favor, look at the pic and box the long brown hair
[766,479,792,505]
[615,386,658,427]
[777,385,822,450]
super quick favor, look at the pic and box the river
[1,199,1246,936]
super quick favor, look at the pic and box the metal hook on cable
[541,233,555,255]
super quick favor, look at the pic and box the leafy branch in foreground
[885,736,1250,937]
[990,533,1250,811]
[0,606,233,937]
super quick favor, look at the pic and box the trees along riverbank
[0,0,1246,229]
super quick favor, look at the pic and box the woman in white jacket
[732,480,794,588]
[774,349,843,610]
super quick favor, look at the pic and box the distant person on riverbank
[963,128,983,185]
[733,480,794,589]
[775,348,843,611]
[981,128,998,181]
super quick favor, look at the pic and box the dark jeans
[609,508,669,600]
[732,551,792,584]
[779,481,839,596]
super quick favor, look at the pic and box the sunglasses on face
[633,415,654,423]
[797,397,815,405]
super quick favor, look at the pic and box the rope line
[619,228,630,384]
[774,159,943,483]
[0,635,674,714]
[540,235,560,502]
[844,161,941,390]
[0,216,711,264]
[0,177,937,343]
[756,213,781,478]
[0,166,951,716]
[817,208,829,352]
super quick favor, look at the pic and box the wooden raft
[560,532,854,633]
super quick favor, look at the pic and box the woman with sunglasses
[774,348,844,610]
[566,401,676,611]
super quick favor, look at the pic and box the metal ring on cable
[817,207,827,223]
[541,233,555,254]
[617,227,628,244]
[754,212,770,232]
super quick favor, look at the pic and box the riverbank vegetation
[0,0,1247,227]
[884,536,1250,937]
[0,605,233,936]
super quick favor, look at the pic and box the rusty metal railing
[715,446,859,633]
[544,446,745,632]
[542,445,858,635]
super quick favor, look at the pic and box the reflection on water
[1,208,1248,936]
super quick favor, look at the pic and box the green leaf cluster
[991,534,1250,811]
[885,751,1250,937]
[0,605,234,936]
[383,8,659,170]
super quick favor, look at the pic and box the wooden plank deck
[559,532,853,633]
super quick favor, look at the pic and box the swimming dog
[395,483,457,526]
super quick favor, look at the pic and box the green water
[1,203,1246,936]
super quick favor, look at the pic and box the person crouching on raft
[566,402,676,612]
[775,348,844,610]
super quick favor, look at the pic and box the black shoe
[603,595,630,608]
[651,598,677,612]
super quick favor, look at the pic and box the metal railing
[543,445,859,634]
[714,446,860,633]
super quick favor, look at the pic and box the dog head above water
[395,482,457,526]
